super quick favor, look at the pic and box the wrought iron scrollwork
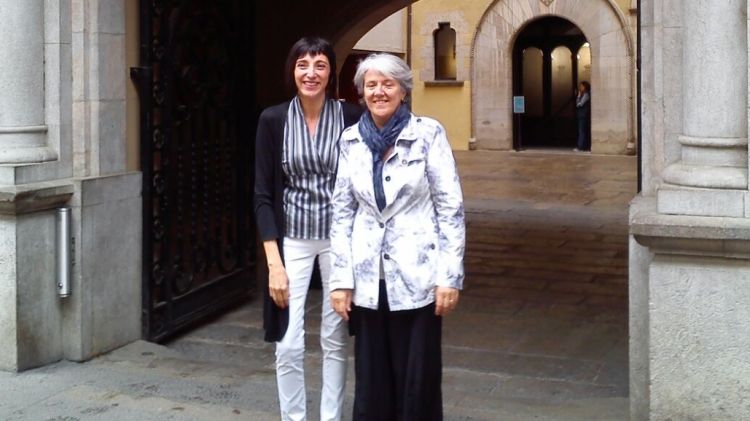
[136,0,256,342]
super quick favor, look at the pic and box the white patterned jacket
[329,114,465,311]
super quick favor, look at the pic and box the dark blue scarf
[359,104,411,211]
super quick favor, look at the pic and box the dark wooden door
[132,0,256,342]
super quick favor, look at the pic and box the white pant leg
[317,243,348,421]
[276,238,316,421]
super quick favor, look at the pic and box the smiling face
[363,70,406,128]
[294,53,330,101]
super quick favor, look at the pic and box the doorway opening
[512,16,590,150]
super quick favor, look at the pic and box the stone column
[660,0,748,216]
[0,0,56,165]
[631,2,750,418]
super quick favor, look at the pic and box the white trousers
[276,238,348,421]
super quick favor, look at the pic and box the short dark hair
[580,81,591,92]
[284,36,337,98]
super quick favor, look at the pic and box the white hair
[353,53,413,100]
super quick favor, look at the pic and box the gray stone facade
[0,0,140,371]
[631,0,750,419]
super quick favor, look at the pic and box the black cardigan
[254,99,362,342]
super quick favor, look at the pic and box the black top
[254,99,361,342]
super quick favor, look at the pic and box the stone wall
[0,0,141,371]
[409,0,484,150]
[649,256,750,419]
[631,0,750,418]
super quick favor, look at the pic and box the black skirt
[351,279,443,421]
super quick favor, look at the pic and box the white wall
[354,9,407,53]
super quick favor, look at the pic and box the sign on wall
[513,96,525,114]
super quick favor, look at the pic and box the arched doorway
[513,17,589,150]
[471,0,634,154]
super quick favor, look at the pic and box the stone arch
[471,0,634,154]
[331,0,415,72]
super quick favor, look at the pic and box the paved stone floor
[0,150,637,420]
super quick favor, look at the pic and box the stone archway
[471,0,634,154]
[253,0,416,105]
[331,0,414,70]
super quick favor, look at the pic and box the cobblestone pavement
[0,150,637,420]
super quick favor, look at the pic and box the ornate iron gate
[132,0,256,342]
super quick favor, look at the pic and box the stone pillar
[0,0,141,373]
[630,198,750,419]
[660,0,748,216]
[0,1,57,165]
[631,1,750,418]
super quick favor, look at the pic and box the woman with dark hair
[575,81,591,151]
[254,36,361,421]
[330,53,465,421]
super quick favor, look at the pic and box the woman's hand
[435,286,459,316]
[268,263,290,309]
[262,240,288,309]
[331,289,353,321]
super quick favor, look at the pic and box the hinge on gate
[130,66,153,99]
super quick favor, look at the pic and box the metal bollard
[56,207,72,298]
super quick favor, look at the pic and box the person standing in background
[575,81,591,152]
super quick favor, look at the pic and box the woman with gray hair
[329,53,465,420]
